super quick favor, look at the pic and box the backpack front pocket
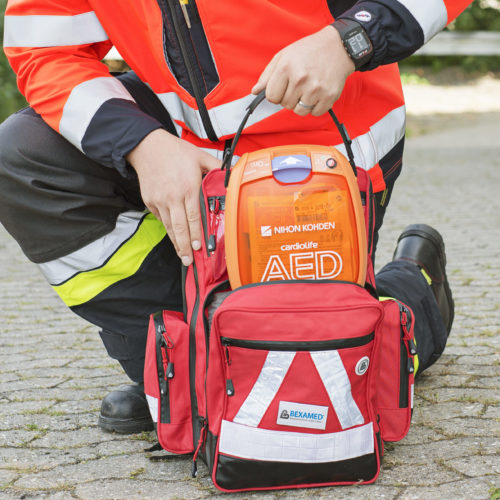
[204,281,384,491]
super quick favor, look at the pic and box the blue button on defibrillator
[271,155,312,183]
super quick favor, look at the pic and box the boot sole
[98,414,154,434]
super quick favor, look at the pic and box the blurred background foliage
[0,0,499,122]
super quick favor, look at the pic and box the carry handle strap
[222,90,358,187]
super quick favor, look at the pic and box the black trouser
[0,72,448,382]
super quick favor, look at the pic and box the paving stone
[390,437,500,465]
[432,417,500,438]
[0,430,39,447]
[13,455,152,490]
[75,479,207,500]
[392,425,446,446]
[430,387,500,404]
[0,400,59,416]
[377,463,462,487]
[0,468,18,487]
[483,405,500,419]
[0,446,98,470]
[413,402,483,422]
[399,477,495,500]
[448,455,500,478]
[29,428,128,449]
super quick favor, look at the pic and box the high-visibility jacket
[4,1,471,192]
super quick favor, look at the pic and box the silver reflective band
[335,105,406,171]
[156,89,405,173]
[146,394,158,423]
[219,420,374,463]
[3,12,109,48]
[39,211,147,286]
[311,351,364,429]
[233,351,295,427]
[396,0,447,43]
[59,77,136,151]
[155,91,282,140]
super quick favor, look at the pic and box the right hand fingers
[167,203,193,266]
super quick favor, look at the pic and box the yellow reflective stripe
[53,213,166,307]
[420,268,433,285]
[414,350,419,375]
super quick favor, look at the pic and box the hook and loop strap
[222,91,357,187]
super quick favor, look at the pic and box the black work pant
[0,72,448,382]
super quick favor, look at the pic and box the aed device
[222,91,367,289]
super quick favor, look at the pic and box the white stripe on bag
[233,351,295,427]
[59,77,136,151]
[396,0,448,43]
[3,12,109,48]
[219,420,374,463]
[39,211,146,285]
[310,351,364,429]
[145,394,158,424]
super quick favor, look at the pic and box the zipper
[191,417,207,478]
[199,191,226,257]
[207,195,225,253]
[199,188,210,256]
[221,333,374,352]
[221,333,374,398]
[398,302,414,408]
[158,0,218,141]
[153,313,171,424]
[188,262,201,445]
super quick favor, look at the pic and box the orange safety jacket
[4,0,472,192]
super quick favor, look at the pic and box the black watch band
[332,19,373,70]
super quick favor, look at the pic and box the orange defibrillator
[222,92,368,289]
[225,144,367,288]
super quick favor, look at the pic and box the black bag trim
[215,451,378,490]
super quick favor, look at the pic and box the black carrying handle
[222,90,358,187]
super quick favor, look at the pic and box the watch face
[347,32,370,57]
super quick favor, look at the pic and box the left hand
[252,26,355,117]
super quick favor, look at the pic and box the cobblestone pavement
[1,111,499,499]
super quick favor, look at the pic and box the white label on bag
[277,401,328,430]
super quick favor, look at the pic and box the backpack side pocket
[144,310,194,454]
[374,299,416,442]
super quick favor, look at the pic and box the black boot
[98,383,154,434]
[393,224,454,334]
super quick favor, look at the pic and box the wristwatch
[332,19,373,70]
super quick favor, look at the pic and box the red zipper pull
[162,334,175,379]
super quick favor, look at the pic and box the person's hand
[252,26,355,116]
[127,129,221,266]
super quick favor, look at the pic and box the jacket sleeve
[336,0,473,71]
[3,0,164,177]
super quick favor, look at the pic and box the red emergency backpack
[144,94,416,492]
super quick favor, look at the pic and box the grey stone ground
[1,109,499,499]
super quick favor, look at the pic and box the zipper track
[159,0,218,141]
[221,332,374,351]
[199,188,210,256]
[188,262,201,445]
[153,313,171,424]
[397,301,411,408]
